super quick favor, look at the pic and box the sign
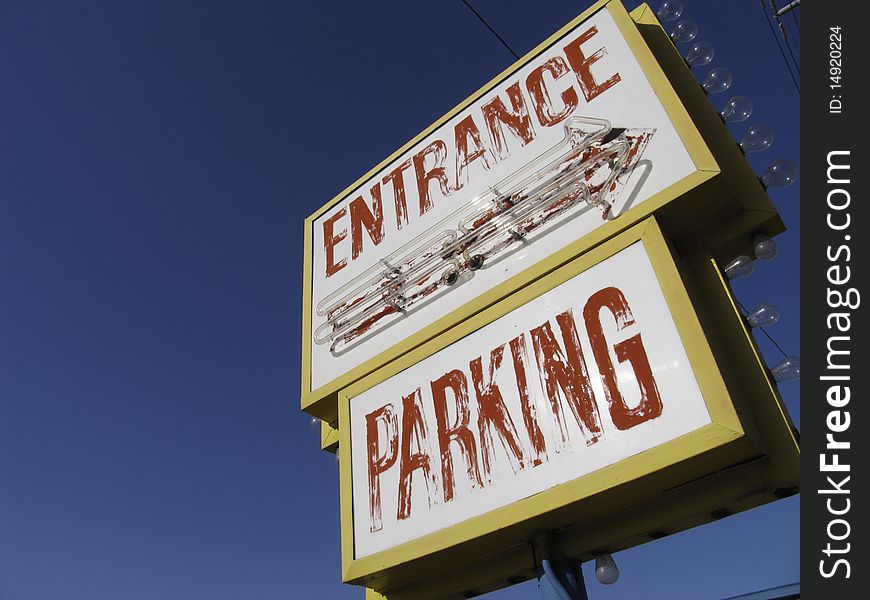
[301,0,783,418]
[337,219,798,593]
[352,239,708,557]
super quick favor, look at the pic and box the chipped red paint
[323,207,348,278]
[482,82,536,161]
[397,388,439,521]
[382,159,413,230]
[531,310,602,450]
[349,185,385,260]
[471,345,527,481]
[361,283,665,532]
[366,404,399,533]
[563,25,622,102]
[413,140,452,217]
[322,128,656,352]
[319,26,624,276]
[526,57,580,128]
[509,334,547,466]
[432,369,483,502]
[338,304,400,347]
[472,208,498,230]
[455,115,493,191]
[583,287,663,430]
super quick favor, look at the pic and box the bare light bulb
[720,96,753,123]
[308,416,321,434]
[740,124,775,153]
[702,67,733,94]
[670,19,698,44]
[723,255,754,280]
[685,41,715,67]
[746,303,781,328]
[657,0,684,22]
[595,553,620,585]
[771,355,800,383]
[761,160,799,189]
[752,233,778,260]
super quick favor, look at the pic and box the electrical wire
[758,0,800,93]
[790,5,800,35]
[773,7,801,75]
[778,21,800,75]
[460,0,520,60]
[757,324,790,358]
[737,300,790,358]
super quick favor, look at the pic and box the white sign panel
[310,5,697,392]
[349,241,711,558]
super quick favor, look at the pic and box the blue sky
[0,1,799,599]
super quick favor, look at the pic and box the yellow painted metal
[300,0,786,421]
[335,218,799,597]
[321,420,339,453]
[627,3,785,261]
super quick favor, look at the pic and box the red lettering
[323,208,347,278]
[531,309,602,449]
[583,287,663,430]
[471,345,526,481]
[366,404,399,533]
[382,159,413,230]
[349,185,384,260]
[454,115,492,191]
[483,82,536,162]
[563,27,621,102]
[509,334,547,466]
[397,387,439,520]
[431,370,482,502]
[413,139,451,216]
[525,57,579,128]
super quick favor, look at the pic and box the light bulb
[746,303,781,328]
[656,0,684,22]
[723,255,753,280]
[702,67,732,94]
[740,124,775,153]
[761,160,799,189]
[595,553,620,585]
[308,416,321,434]
[752,233,778,260]
[670,19,698,44]
[771,355,800,383]
[684,41,715,67]
[720,96,753,123]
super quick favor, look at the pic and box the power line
[778,20,801,75]
[460,0,520,60]
[758,0,800,93]
[757,323,790,358]
[768,1,801,73]
[771,1,800,75]
[737,300,789,358]
[790,5,800,34]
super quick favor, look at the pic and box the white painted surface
[310,6,697,391]
[349,241,712,558]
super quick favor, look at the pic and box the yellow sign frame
[336,218,799,597]
[301,0,785,422]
